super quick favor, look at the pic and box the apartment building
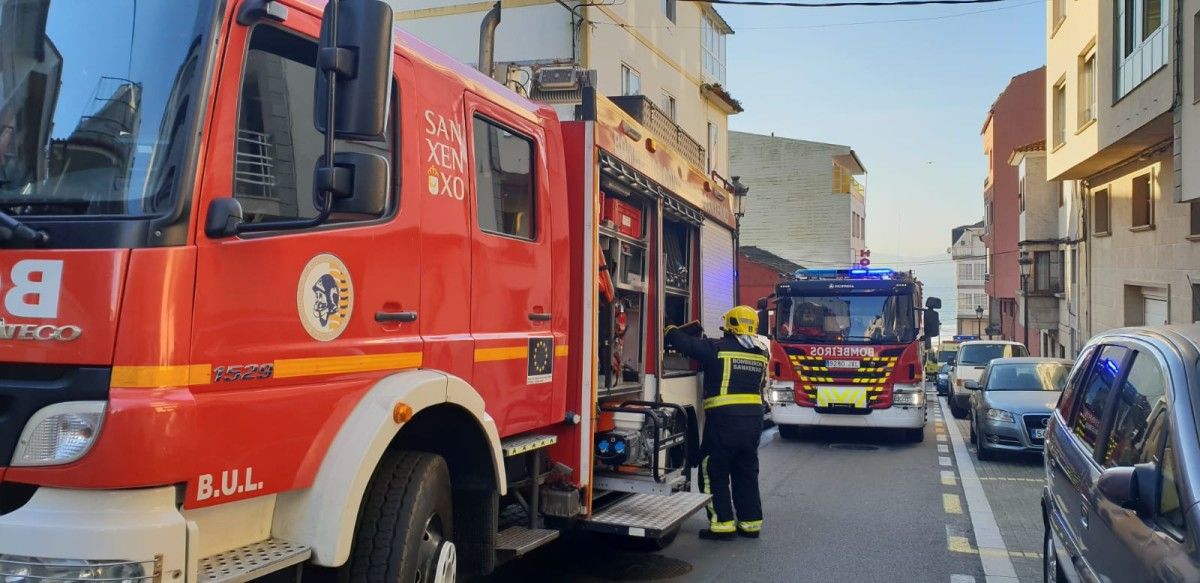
[950,221,988,337]
[1046,0,1200,334]
[729,132,867,267]
[738,245,803,306]
[390,0,741,177]
[981,67,1046,343]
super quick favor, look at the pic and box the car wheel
[969,415,977,444]
[949,398,968,419]
[1043,524,1066,583]
[977,437,995,461]
[778,425,803,440]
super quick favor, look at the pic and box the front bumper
[770,400,926,429]
[979,415,1046,453]
[0,486,186,580]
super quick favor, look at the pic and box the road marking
[941,470,957,486]
[939,396,1019,582]
[946,527,1043,560]
[937,433,948,442]
[939,456,953,466]
[951,576,976,583]
[938,444,950,453]
[977,477,1042,483]
[943,493,963,514]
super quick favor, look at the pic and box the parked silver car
[966,357,1072,460]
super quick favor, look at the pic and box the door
[466,97,556,436]
[1086,346,1188,581]
[699,221,735,337]
[1144,296,1168,326]
[188,15,419,504]
[1047,344,1130,576]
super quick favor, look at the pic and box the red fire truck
[0,0,742,580]
[761,269,941,442]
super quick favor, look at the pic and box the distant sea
[869,255,960,340]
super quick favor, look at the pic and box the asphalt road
[479,388,1049,582]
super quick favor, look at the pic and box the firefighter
[665,306,768,540]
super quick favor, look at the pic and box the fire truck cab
[0,0,740,580]
[762,269,941,442]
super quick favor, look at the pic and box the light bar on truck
[794,268,895,280]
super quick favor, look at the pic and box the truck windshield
[776,293,917,345]
[0,0,214,217]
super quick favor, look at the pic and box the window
[234,26,391,225]
[1078,49,1096,128]
[1103,351,1167,467]
[1094,188,1111,234]
[1157,432,1188,534]
[620,64,640,96]
[701,13,727,84]
[1132,173,1153,228]
[473,117,535,240]
[1057,345,1098,419]
[1053,79,1066,147]
[662,93,677,122]
[663,219,696,373]
[1018,176,1025,212]
[1192,284,1200,323]
[1190,200,1200,237]
[1070,345,1131,456]
[1070,248,1078,285]
[663,0,676,22]
[707,122,717,172]
[1118,0,1169,97]
[1033,251,1064,294]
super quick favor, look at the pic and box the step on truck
[0,0,744,580]
[760,269,942,442]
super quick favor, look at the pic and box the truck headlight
[986,408,1015,423]
[893,392,924,407]
[0,555,149,582]
[11,401,106,466]
[767,381,794,403]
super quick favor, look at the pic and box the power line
[680,0,1013,7]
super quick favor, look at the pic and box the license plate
[1031,428,1046,439]
[826,360,860,369]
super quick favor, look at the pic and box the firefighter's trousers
[699,413,763,534]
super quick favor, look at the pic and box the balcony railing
[608,95,706,170]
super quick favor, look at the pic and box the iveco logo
[0,319,83,342]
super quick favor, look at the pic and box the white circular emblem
[297,253,354,342]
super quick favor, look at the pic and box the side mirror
[923,310,941,338]
[316,152,390,215]
[1097,463,1159,516]
[926,297,943,310]
[947,358,956,366]
[964,380,980,391]
[205,198,245,238]
[315,0,394,141]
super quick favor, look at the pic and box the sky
[718,0,1046,330]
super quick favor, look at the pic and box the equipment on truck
[0,2,739,579]
[760,268,942,443]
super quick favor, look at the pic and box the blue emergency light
[795,268,896,280]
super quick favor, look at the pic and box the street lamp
[975,305,983,338]
[731,176,749,303]
[1018,250,1033,349]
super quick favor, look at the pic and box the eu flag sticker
[527,337,554,384]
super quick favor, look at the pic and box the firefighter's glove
[676,320,703,337]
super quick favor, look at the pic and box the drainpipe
[478,2,502,77]
[1172,0,1184,201]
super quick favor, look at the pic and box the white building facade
[950,221,988,337]
[729,132,867,268]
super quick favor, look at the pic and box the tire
[949,397,968,419]
[343,450,456,583]
[969,417,977,444]
[1043,524,1066,583]
[778,425,804,440]
[977,437,995,461]
[905,426,924,443]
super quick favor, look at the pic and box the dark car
[965,357,1071,460]
[1042,326,1200,583]
[936,363,952,396]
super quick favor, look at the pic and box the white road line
[937,433,948,442]
[939,456,952,466]
[950,576,976,583]
[939,396,1019,583]
[938,444,950,453]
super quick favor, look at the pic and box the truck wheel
[344,450,456,583]
[778,425,803,440]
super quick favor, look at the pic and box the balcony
[608,95,706,170]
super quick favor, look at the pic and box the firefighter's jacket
[665,329,768,416]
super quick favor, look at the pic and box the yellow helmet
[723,305,759,336]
